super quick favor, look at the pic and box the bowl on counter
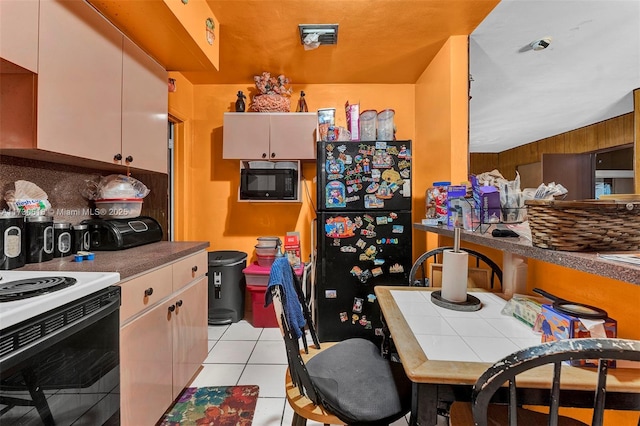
[94,198,143,219]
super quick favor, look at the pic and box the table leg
[409,383,439,426]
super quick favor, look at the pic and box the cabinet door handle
[125,155,134,163]
[192,265,198,274]
[168,304,176,312]
[114,153,122,161]
[176,299,183,307]
[270,152,276,158]
[261,152,267,159]
[144,287,153,296]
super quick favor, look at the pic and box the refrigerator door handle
[310,217,317,324]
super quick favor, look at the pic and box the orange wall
[181,84,415,264]
[415,36,469,254]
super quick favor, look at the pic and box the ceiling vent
[298,24,339,46]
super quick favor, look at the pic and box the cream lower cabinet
[119,251,208,426]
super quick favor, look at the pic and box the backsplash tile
[0,155,168,236]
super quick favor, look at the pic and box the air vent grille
[299,24,339,46]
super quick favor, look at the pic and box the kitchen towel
[265,257,306,338]
[441,249,469,302]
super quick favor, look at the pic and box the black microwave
[240,168,298,200]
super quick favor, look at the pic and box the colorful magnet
[352,314,359,324]
[355,238,366,249]
[371,169,381,180]
[326,158,345,176]
[353,298,364,313]
[376,216,388,225]
[376,182,393,199]
[367,294,377,303]
[325,181,346,208]
[371,267,383,277]
[392,224,404,233]
[350,266,363,276]
[372,150,394,168]
[364,194,384,209]
[375,141,388,149]
[325,216,356,238]
[359,316,369,327]
[373,258,385,266]
[325,289,337,299]
[389,212,398,219]
[340,312,348,322]
[354,217,364,228]
[364,245,377,257]
[340,245,357,253]
[398,145,411,159]
[364,321,372,330]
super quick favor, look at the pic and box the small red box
[247,284,279,328]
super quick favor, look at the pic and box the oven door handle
[0,290,120,372]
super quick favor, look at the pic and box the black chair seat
[306,338,412,425]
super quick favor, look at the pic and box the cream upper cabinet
[223,112,317,159]
[0,0,39,72]
[122,38,168,173]
[37,0,123,164]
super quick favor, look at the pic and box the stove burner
[0,277,77,302]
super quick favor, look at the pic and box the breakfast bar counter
[414,223,640,286]
[8,241,210,280]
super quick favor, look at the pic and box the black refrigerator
[315,140,412,343]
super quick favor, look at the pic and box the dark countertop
[12,241,210,280]
[414,223,640,286]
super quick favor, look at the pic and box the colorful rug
[158,385,260,426]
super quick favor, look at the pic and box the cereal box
[540,304,617,367]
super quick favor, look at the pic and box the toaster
[81,216,163,250]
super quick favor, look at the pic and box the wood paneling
[471,113,634,179]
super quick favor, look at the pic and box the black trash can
[208,250,248,325]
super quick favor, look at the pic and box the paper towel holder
[431,227,482,311]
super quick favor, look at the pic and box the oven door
[0,287,120,425]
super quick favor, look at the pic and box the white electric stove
[0,270,121,329]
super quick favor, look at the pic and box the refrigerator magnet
[375,328,384,336]
[376,216,388,225]
[371,267,383,277]
[373,258,385,266]
[376,182,393,199]
[367,294,377,303]
[340,312,348,322]
[361,157,371,173]
[353,298,363,313]
[326,158,345,177]
[351,314,359,324]
[350,265,363,276]
[358,270,372,283]
[372,150,394,168]
[364,194,384,208]
[371,169,381,180]
[392,225,404,233]
[359,316,369,327]
[355,238,366,249]
[375,141,388,149]
[325,289,337,299]
[389,263,405,273]
[340,245,357,253]
[398,145,411,159]
[325,181,346,208]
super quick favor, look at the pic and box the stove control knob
[144,287,154,297]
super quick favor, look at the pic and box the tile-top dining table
[375,286,640,426]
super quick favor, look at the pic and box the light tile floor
[190,320,414,426]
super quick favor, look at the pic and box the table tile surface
[390,289,541,363]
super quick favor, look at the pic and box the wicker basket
[525,199,640,251]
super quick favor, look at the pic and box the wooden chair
[266,257,412,426]
[409,246,503,290]
[449,338,640,426]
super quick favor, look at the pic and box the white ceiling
[469,0,640,153]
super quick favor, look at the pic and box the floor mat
[157,385,260,425]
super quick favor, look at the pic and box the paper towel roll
[441,249,468,302]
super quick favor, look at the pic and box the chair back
[409,246,502,289]
[471,338,640,426]
[267,259,321,404]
